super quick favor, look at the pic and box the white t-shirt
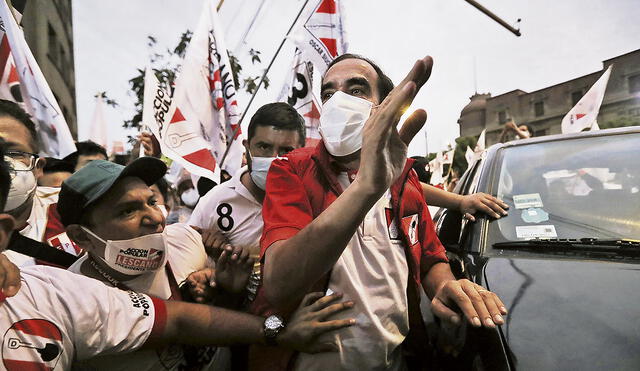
[68,224,213,370]
[0,265,162,370]
[189,167,263,255]
[295,174,410,371]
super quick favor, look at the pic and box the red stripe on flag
[320,38,338,57]
[2,359,51,371]
[182,149,216,171]
[316,0,336,14]
[8,63,19,84]
[12,319,63,341]
[0,36,11,79]
[170,108,185,124]
[576,113,586,120]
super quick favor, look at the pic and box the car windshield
[490,132,640,242]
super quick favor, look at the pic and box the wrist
[263,314,285,346]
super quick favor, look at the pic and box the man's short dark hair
[43,157,75,174]
[0,139,12,210]
[247,103,306,147]
[0,99,38,152]
[324,54,395,101]
[155,177,170,201]
[63,140,108,167]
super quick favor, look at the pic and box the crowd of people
[0,53,512,370]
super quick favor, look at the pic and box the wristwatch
[263,314,285,346]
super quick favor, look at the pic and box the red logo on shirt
[401,214,420,247]
[2,319,63,370]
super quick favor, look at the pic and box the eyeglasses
[5,150,39,171]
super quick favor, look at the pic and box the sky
[73,0,640,156]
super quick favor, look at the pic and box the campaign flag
[0,1,75,157]
[561,66,612,134]
[465,146,475,166]
[278,48,322,147]
[142,69,219,180]
[442,147,455,165]
[475,129,486,152]
[290,0,348,74]
[429,154,444,186]
[88,95,108,150]
[173,0,243,174]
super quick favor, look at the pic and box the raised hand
[214,244,255,294]
[190,225,229,260]
[277,292,355,353]
[357,56,433,195]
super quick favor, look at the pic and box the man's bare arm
[420,183,508,221]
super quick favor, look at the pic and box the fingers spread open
[306,292,343,312]
[300,291,326,307]
[315,301,354,320]
[399,109,427,146]
[313,318,356,332]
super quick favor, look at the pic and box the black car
[432,126,640,370]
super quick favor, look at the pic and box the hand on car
[431,279,507,329]
[277,292,355,353]
[0,254,20,298]
[460,193,509,221]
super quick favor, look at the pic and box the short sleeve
[187,197,208,229]
[260,158,314,258]
[33,267,167,360]
[164,223,208,284]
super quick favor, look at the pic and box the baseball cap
[57,157,167,226]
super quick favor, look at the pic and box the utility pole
[464,0,521,37]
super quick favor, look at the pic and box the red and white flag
[429,153,444,186]
[0,1,76,157]
[88,95,108,151]
[142,69,219,180]
[561,66,612,134]
[277,49,322,147]
[173,0,243,174]
[290,0,348,74]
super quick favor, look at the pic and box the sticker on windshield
[516,225,557,239]
[521,207,549,223]
[513,193,544,209]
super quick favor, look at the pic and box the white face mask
[82,226,168,276]
[319,91,373,157]
[249,153,277,191]
[4,157,37,212]
[180,188,199,208]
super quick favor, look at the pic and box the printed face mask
[82,227,168,276]
[4,157,37,212]
[180,188,199,208]
[319,91,373,157]
[249,152,277,191]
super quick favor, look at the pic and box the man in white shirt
[0,148,354,370]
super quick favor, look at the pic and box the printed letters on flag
[173,0,243,174]
[142,69,219,180]
[0,2,76,157]
[561,66,612,134]
[290,0,348,74]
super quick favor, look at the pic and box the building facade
[21,0,76,138]
[458,49,640,146]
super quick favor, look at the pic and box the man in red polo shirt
[253,54,507,370]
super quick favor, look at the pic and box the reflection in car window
[492,133,640,241]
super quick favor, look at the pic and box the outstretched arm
[263,57,434,309]
[420,183,508,221]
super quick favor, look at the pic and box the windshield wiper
[493,238,640,256]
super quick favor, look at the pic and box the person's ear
[0,213,15,251]
[33,156,46,180]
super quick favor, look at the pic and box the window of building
[571,90,583,106]
[498,110,507,124]
[534,101,545,117]
[629,74,640,94]
[48,23,58,65]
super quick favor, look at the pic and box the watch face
[265,315,283,330]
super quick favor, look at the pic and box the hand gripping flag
[0,1,76,157]
[173,0,243,174]
[290,0,348,74]
[277,48,322,147]
[142,69,219,180]
[561,66,612,134]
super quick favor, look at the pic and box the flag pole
[219,0,311,167]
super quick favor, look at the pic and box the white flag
[174,0,243,174]
[442,146,455,165]
[88,95,108,150]
[475,129,486,152]
[465,146,475,165]
[142,69,219,180]
[429,155,444,186]
[0,2,76,157]
[278,49,322,147]
[561,66,612,134]
[290,0,348,75]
